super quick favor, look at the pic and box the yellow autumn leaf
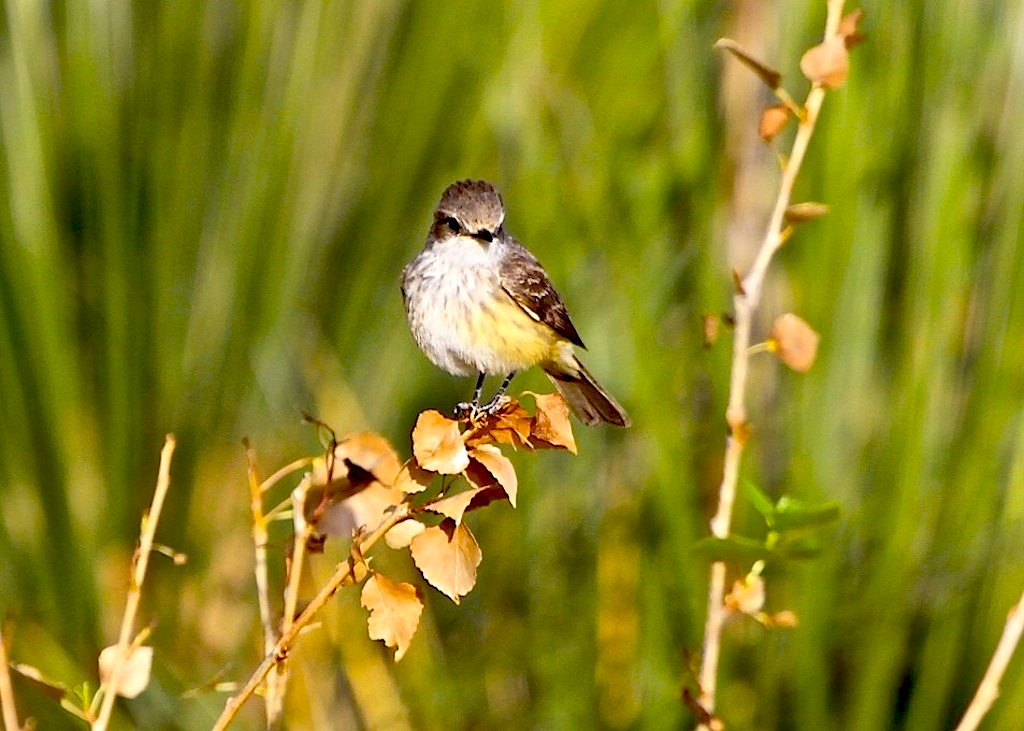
[360,573,423,661]
[410,519,482,604]
[412,410,470,474]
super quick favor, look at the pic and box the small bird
[401,179,630,427]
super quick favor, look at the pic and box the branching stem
[696,1,845,725]
[243,441,285,726]
[211,505,409,730]
[92,435,177,731]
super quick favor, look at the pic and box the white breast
[402,235,504,376]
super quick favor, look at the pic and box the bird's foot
[455,401,485,422]
[481,394,511,414]
[455,395,511,423]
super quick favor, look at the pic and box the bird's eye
[444,217,462,232]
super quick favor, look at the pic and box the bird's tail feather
[545,359,630,428]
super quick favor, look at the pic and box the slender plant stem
[211,505,408,731]
[268,492,313,724]
[260,457,315,495]
[281,497,312,643]
[243,441,284,726]
[696,2,845,725]
[93,435,177,731]
[0,623,20,731]
[955,587,1024,731]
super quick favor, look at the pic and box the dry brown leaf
[765,609,799,628]
[464,459,499,490]
[469,444,518,507]
[98,644,153,699]
[770,313,820,372]
[412,410,470,474]
[306,432,397,493]
[337,432,402,486]
[322,484,404,538]
[714,38,782,89]
[294,433,406,540]
[784,201,830,223]
[529,392,577,454]
[839,8,865,48]
[410,519,482,604]
[732,269,746,295]
[385,517,426,549]
[724,575,765,616]
[393,458,434,494]
[464,399,533,448]
[465,485,510,513]
[426,488,488,525]
[299,434,399,530]
[682,687,721,729]
[360,573,423,661]
[759,104,791,142]
[799,36,849,89]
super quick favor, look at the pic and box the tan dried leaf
[294,433,405,540]
[759,104,791,142]
[765,610,799,628]
[464,459,498,490]
[800,36,849,89]
[360,573,423,661]
[724,575,765,616]
[732,269,745,295]
[412,410,470,474]
[98,644,153,699]
[839,8,865,48]
[770,313,820,372]
[410,519,482,604]
[393,458,434,494]
[470,444,518,507]
[426,488,488,524]
[465,485,510,513]
[714,38,782,89]
[337,432,402,486]
[784,201,830,223]
[299,433,399,533]
[464,398,533,448]
[529,392,577,454]
[385,517,426,549]
[316,482,404,538]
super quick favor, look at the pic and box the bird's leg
[455,372,488,420]
[482,372,515,413]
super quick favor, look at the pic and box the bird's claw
[455,396,510,423]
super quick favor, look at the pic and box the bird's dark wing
[499,237,586,349]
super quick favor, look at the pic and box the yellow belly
[466,294,561,373]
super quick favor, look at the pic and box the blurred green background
[2,0,1023,728]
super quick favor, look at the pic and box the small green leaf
[771,497,841,532]
[60,697,91,722]
[775,534,825,559]
[74,681,92,707]
[742,480,775,521]
[692,535,772,563]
